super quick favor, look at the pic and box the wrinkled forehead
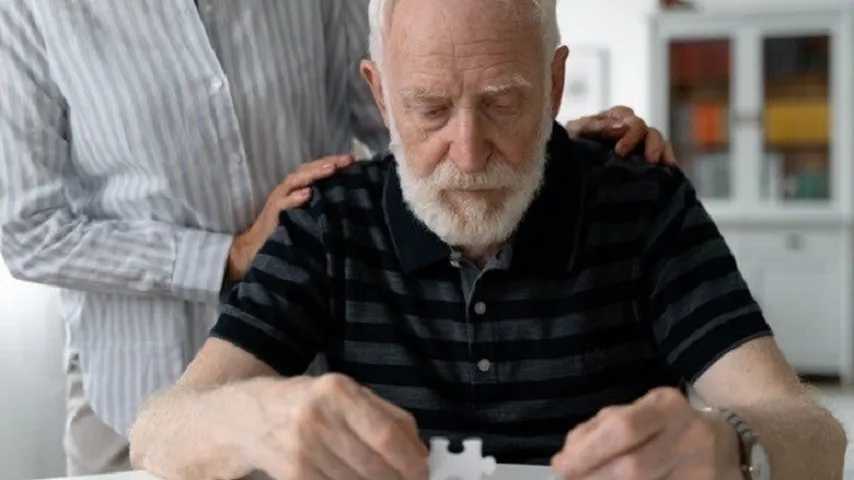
[386,0,544,74]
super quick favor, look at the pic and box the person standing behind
[0,0,669,475]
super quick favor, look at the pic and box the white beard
[390,108,553,250]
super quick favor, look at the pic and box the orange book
[692,103,726,147]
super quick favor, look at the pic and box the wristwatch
[721,409,771,480]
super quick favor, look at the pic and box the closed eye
[483,90,522,113]
[420,106,448,118]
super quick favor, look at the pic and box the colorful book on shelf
[765,99,829,146]
[691,102,727,147]
[670,41,729,85]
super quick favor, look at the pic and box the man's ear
[550,46,570,118]
[360,59,390,127]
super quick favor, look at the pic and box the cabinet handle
[785,233,804,251]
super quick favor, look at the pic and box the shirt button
[232,153,243,164]
[474,302,487,315]
[210,77,225,92]
[477,358,491,373]
[450,252,462,268]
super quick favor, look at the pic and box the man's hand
[227,154,354,282]
[566,106,676,165]
[246,374,429,480]
[551,387,742,480]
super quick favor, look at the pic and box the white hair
[368,0,560,69]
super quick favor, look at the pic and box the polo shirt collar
[383,158,451,273]
[383,122,584,275]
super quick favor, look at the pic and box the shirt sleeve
[0,1,232,305]
[211,193,334,376]
[323,0,390,155]
[641,169,773,383]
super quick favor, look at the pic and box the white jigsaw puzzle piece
[429,437,497,480]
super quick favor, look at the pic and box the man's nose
[448,110,491,174]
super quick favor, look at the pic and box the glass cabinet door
[762,35,832,201]
[669,39,732,199]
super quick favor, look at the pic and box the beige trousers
[64,353,132,476]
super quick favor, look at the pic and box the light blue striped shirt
[0,0,387,434]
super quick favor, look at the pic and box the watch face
[749,442,771,480]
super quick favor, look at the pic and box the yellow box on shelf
[765,99,830,146]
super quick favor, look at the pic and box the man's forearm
[738,398,846,480]
[129,378,281,480]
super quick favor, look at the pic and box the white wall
[0,258,66,480]
[557,0,659,121]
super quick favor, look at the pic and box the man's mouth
[445,187,506,194]
[442,188,508,205]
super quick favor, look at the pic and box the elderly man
[0,1,665,475]
[130,0,845,479]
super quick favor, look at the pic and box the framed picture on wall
[557,47,610,126]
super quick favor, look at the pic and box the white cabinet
[652,7,854,380]
[722,227,848,375]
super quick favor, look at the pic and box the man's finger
[552,398,670,476]
[253,440,334,480]
[614,117,648,157]
[312,422,380,480]
[580,393,695,480]
[345,390,428,479]
[579,431,679,480]
[361,387,425,439]
[322,426,401,480]
[563,408,608,444]
[550,414,602,468]
[361,388,429,461]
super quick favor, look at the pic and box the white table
[46,465,556,480]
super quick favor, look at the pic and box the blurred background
[2,0,854,478]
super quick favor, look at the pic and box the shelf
[675,142,729,152]
[703,204,848,227]
[764,143,830,151]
